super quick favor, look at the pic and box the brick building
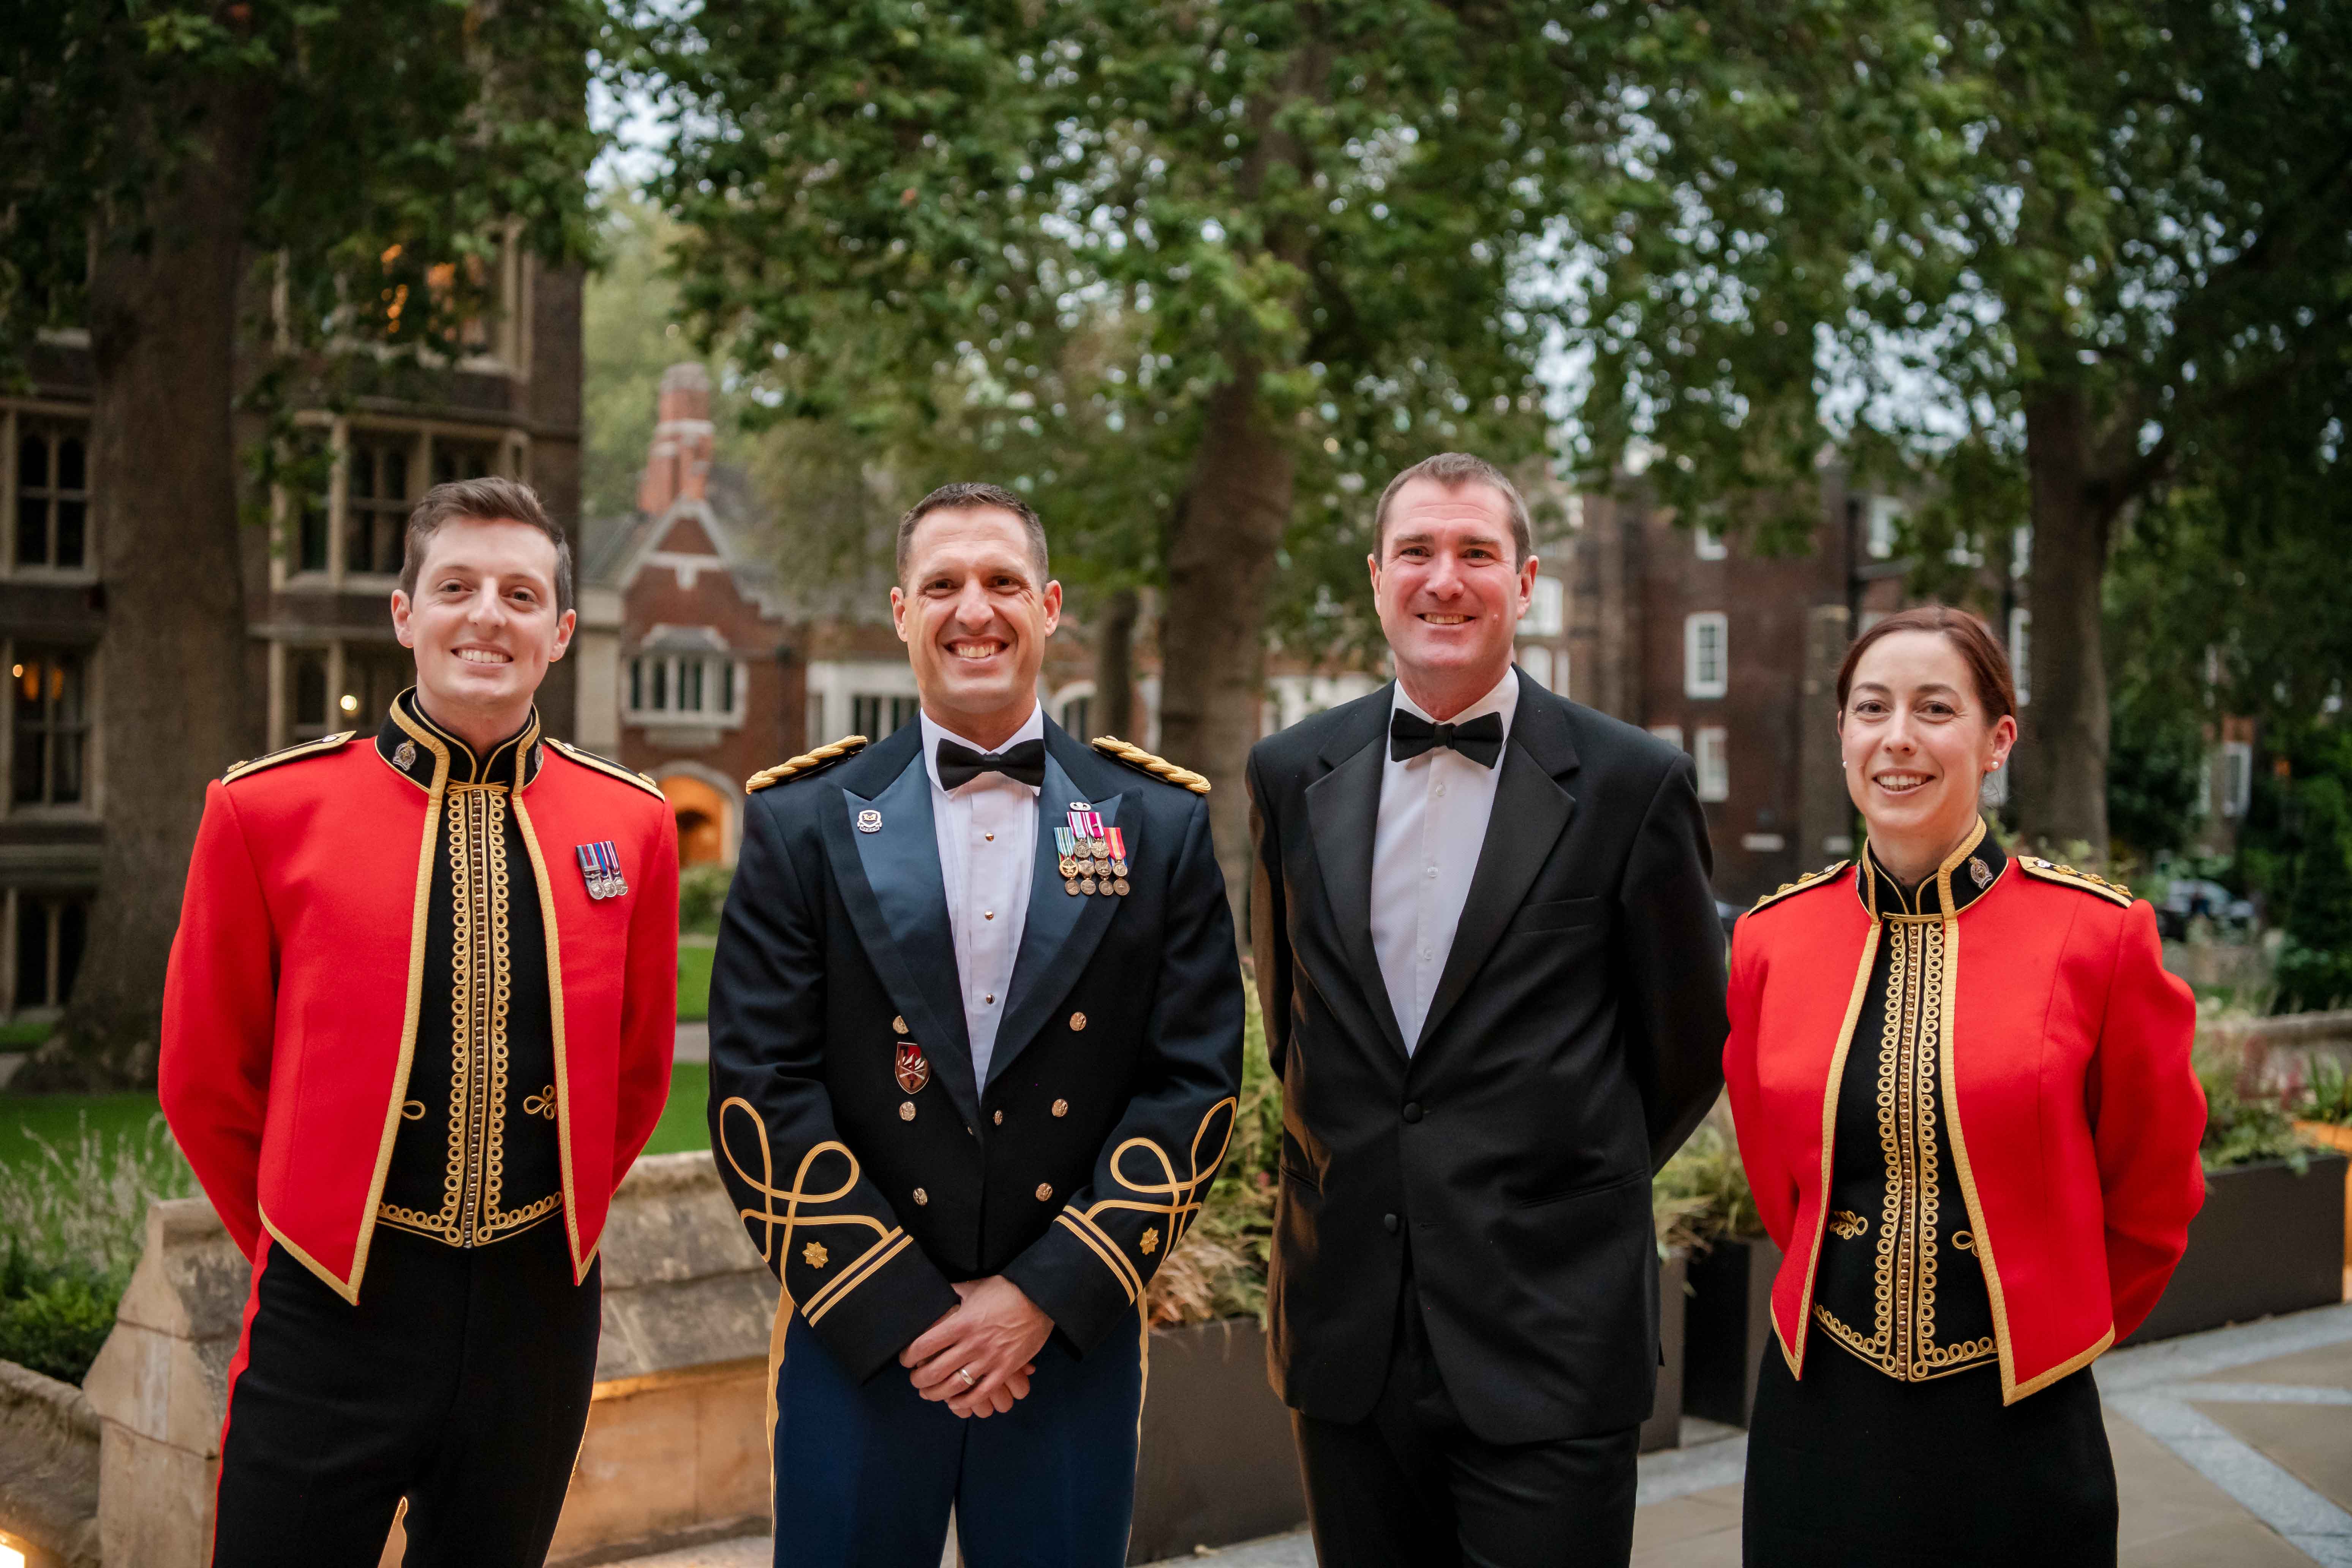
[0,248,586,1021]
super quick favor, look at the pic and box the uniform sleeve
[1001,795,1246,1352]
[707,790,959,1381]
[609,801,680,1192]
[1617,754,1731,1170]
[1245,747,1292,1082]
[158,783,278,1259]
[1721,918,1797,1249]
[2086,899,2207,1341]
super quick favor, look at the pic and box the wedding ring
[957,1366,976,1389]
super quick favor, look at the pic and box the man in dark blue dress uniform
[707,482,1244,1566]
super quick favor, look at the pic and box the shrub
[0,1112,195,1383]
[1652,1114,1762,1254]
[2198,1063,2309,1173]
[1144,987,1279,1328]
[2295,1056,2352,1128]
[678,863,735,936]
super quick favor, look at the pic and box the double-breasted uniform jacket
[1723,819,2207,1404]
[706,719,1244,1383]
[1246,681,1730,1445]
[161,693,680,1300]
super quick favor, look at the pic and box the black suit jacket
[708,719,1244,1381]
[1247,680,1727,1443]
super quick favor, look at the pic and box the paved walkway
[628,1301,2352,1568]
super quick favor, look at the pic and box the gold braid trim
[715,1096,902,1325]
[223,731,355,783]
[1090,736,1211,794]
[746,735,870,793]
[1060,1097,1238,1303]
[2015,857,2134,906]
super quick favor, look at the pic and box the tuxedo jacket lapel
[1304,695,1409,1060]
[991,733,1123,1087]
[1415,689,1581,1054]
[820,743,983,1128]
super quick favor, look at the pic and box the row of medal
[1057,810,1130,897]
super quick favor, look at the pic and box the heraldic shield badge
[895,1042,931,1095]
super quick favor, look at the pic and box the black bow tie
[937,737,1046,790]
[1390,710,1504,768]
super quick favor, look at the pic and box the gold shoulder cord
[223,731,356,784]
[746,735,870,794]
[1089,736,1210,794]
[2014,857,2134,907]
[1747,859,1852,916]
[544,738,665,800]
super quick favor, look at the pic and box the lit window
[1684,613,1728,699]
[11,649,89,807]
[1523,574,1566,636]
[1694,726,1730,802]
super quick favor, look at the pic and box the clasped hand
[899,1276,1051,1418]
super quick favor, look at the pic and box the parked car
[2156,878,2257,941]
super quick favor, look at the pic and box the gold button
[1069,1011,1087,1031]
[1035,1183,1053,1202]
[893,1016,908,1035]
[899,1101,916,1122]
[912,1188,928,1206]
[1051,1099,1069,1118]
[993,1110,1004,1125]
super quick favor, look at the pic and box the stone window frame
[1,401,98,582]
[271,413,529,593]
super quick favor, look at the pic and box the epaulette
[223,732,354,784]
[2015,856,2133,907]
[1090,736,1210,794]
[543,738,665,801]
[746,735,869,793]
[1747,860,1852,915]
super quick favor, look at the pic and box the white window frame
[272,413,528,593]
[1866,496,1905,560]
[1684,612,1728,699]
[1523,574,1566,636]
[1694,526,1728,561]
[626,650,749,729]
[2009,608,2031,708]
[2221,741,2253,820]
[1694,726,1730,803]
[1648,724,1685,752]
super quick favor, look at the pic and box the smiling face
[1839,629,2016,865]
[391,516,574,743]
[890,505,1061,747]
[1369,477,1536,718]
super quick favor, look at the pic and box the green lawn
[0,1062,716,1178]
[679,941,714,1022]
[0,1020,52,1050]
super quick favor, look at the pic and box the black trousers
[1293,1266,1640,1568]
[212,1219,602,1568]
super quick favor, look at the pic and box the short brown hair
[1835,604,2017,721]
[401,477,573,615]
[1372,453,1533,565]
[895,482,1050,586]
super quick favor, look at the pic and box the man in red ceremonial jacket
[160,477,678,1568]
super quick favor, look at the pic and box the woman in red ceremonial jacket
[1724,605,2205,1567]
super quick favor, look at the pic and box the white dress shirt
[920,706,1043,1087]
[1370,668,1520,1051]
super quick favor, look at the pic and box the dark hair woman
[1724,605,2207,1566]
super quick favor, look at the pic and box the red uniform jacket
[160,710,678,1301]
[1724,847,2205,1404]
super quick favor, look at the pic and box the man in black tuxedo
[1246,453,1727,1566]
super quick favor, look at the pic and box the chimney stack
[637,362,715,515]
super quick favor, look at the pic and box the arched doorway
[660,775,732,866]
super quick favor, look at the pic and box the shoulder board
[222,731,355,785]
[2015,856,2133,907]
[746,735,869,793]
[1747,860,1851,916]
[543,738,665,801]
[1090,736,1210,794]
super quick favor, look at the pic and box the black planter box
[1128,1318,1306,1564]
[1682,1235,1783,1427]
[2123,1150,2349,1346]
[1640,1248,1688,1452]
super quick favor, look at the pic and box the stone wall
[0,1359,101,1567]
[81,1152,779,1568]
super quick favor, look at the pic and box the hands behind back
[900,1276,1051,1418]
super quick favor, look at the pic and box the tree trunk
[1158,371,1295,932]
[24,87,261,1089]
[1093,585,1138,740]
[2009,388,2113,867]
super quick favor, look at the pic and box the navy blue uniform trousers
[771,1308,1145,1568]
